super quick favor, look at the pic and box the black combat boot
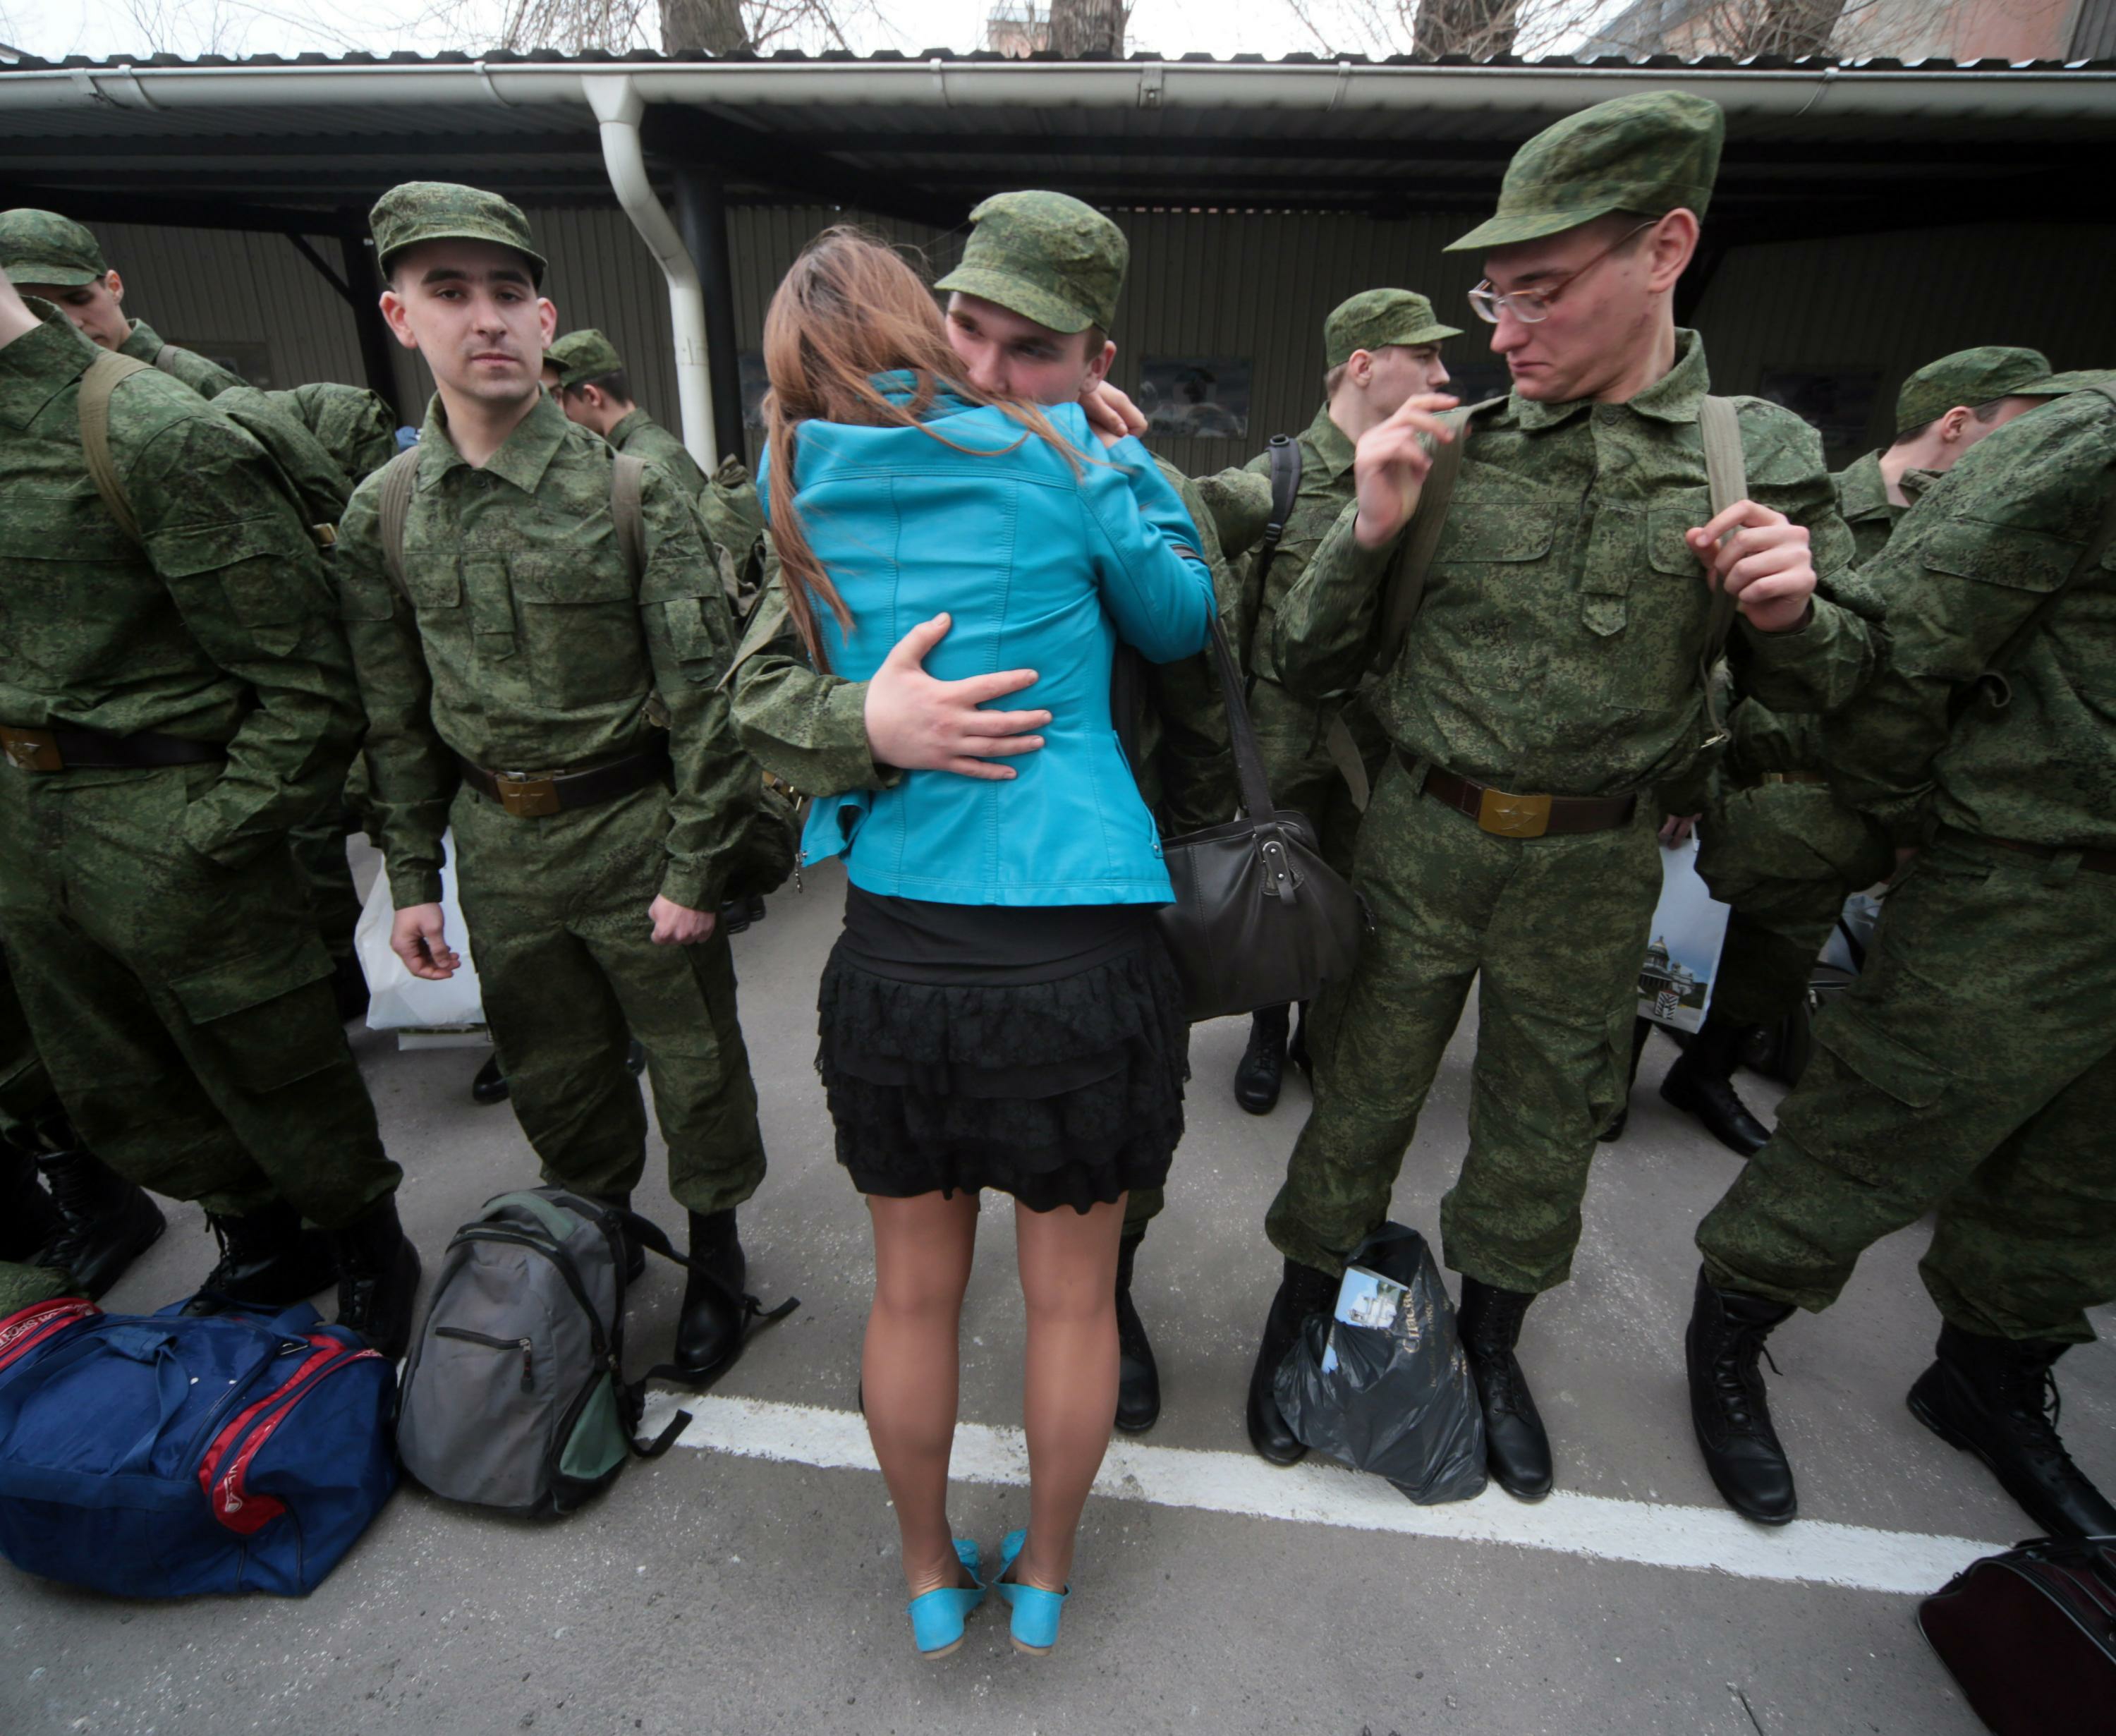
[1908,1323,2116,1541]
[35,1146,166,1301]
[1599,1016,1658,1143]
[1684,1267,1798,1524]
[673,1208,749,1385]
[330,1194,423,1362]
[1113,1230,1161,1434]
[0,1144,64,1264]
[1659,1014,1772,1157]
[1457,1277,1555,1500]
[1245,1258,1337,1465]
[1234,1004,1291,1115]
[470,1054,509,1105]
[182,1200,339,1315]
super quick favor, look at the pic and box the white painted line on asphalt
[636,1391,2005,1597]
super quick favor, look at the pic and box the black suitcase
[1916,1536,2116,1735]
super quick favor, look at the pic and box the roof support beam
[640,106,964,232]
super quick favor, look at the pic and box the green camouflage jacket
[1273,331,1875,799]
[0,308,364,863]
[1239,401,1357,688]
[1826,383,2116,851]
[728,456,1267,832]
[607,409,767,603]
[334,390,749,910]
[119,317,246,399]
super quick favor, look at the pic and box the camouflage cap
[0,209,108,288]
[546,328,626,389]
[935,191,1127,336]
[1893,346,2060,437]
[369,182,546,285]
[1445,92,1724,254]
[1324,289,1461,368]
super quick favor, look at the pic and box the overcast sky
[2,0,1356,63]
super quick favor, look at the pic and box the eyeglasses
[1467,220,1658,326]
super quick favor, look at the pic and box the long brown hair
[762,225,1082,672]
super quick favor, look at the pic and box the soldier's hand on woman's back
[1351,393,1459,548]
[391,904,461,981]
[1686,501,1816,634]
[863,613,1051,781]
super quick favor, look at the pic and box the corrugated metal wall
[83,206,2115,470]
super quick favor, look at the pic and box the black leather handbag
[1124,619,1371,1024]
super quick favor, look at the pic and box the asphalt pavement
[4,851,2109,1736]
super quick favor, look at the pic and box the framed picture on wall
[1758,367,1883,463]
[738,351,769,432]
[1138,356,1251,440]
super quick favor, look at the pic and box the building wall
[87,203,2115,478]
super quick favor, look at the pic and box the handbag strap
[1204,612,1279,821]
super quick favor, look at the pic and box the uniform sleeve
[1270,498,1397,702]
[1825,399,2116,840]
[331,474,456,909]
[1081,435,1215,664]
[1723,401,1878,716]
[121,399,365,868]
[636,471,756,910]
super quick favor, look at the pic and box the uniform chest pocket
[1919,518,2076,593]
[508,551,645,706]
[1439,510,1557,565]
[401,553,463,611]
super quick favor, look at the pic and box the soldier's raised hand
[391,904,461,981]
[1686,501,1816,634]
[1352,393,1459,549]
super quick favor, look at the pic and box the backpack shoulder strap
[1373,395,1504,678]
[609,451,649,587]
[150,345,181,377]
[78,350,154,548]
[1236,434,1303,672]
[1695,394,1750,746]
[377,445,422,599]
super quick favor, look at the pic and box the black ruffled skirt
[816,924,1191,1215]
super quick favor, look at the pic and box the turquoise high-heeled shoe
[995,1529,1069,1656]
[906,1538,986,1660]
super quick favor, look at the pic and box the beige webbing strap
[149,344,181,377]
[377,446,421,599]
[1695,394,1748,746]
[609,453,648,586]
[78,350,154,548]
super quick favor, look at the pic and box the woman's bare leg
[1010,1194,1126,1593]
[864,1189,982,1596]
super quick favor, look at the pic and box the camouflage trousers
[1266,753,1661,1290]
[0,763,399,1227]
[451,780,767,1217]
[0,1259,70,1316]
[0,947,58,1144]
[1698,831,2116,1344]
[1695,778,1893,1029]
[1249,676,1387,882]
[289,806,363,961]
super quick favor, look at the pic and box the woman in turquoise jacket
[758,229,1214,1659]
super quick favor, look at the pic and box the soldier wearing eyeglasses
[1242,93,1877,1501]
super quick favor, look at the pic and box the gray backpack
[395,1188,791,1517]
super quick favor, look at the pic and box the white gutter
[581,73,715,466]
[8,58,2114,121]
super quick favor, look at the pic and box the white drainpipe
[581,73,716,466]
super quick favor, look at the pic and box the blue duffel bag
[0,1292,396,1597]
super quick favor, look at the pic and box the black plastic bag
[1274,1222,1488,1505]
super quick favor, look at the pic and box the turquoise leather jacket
[760,376,1215,906]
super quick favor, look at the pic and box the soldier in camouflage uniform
[1686,372,2116,1538]
[1231,289,1461,1117]
[1246,94,1877,1500]
[729,190,1270,1433]
[342,184,772,1385]
[542,327,768,607]
[0,262,420,1355]
[1663,347,2064,1155]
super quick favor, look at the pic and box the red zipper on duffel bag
[0,1298,99,1375]
[195,1333,381,1536]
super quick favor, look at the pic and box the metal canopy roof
[4,49,2114,233]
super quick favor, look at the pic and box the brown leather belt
[456,746,671,820]
[1,723,226,774]
[1759,772,1830,787]
[1940,826,2116,876]
[1412,758,1637,839]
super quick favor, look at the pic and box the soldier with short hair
[0,258,418,1354]
[1659,346,2064,1155]
[1686,370,2116,1539]
[1247,93,1876,1500]
[339,184,774,1385]
[1231,288,1461,1117]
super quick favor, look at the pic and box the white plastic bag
[354,829,487,1040]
